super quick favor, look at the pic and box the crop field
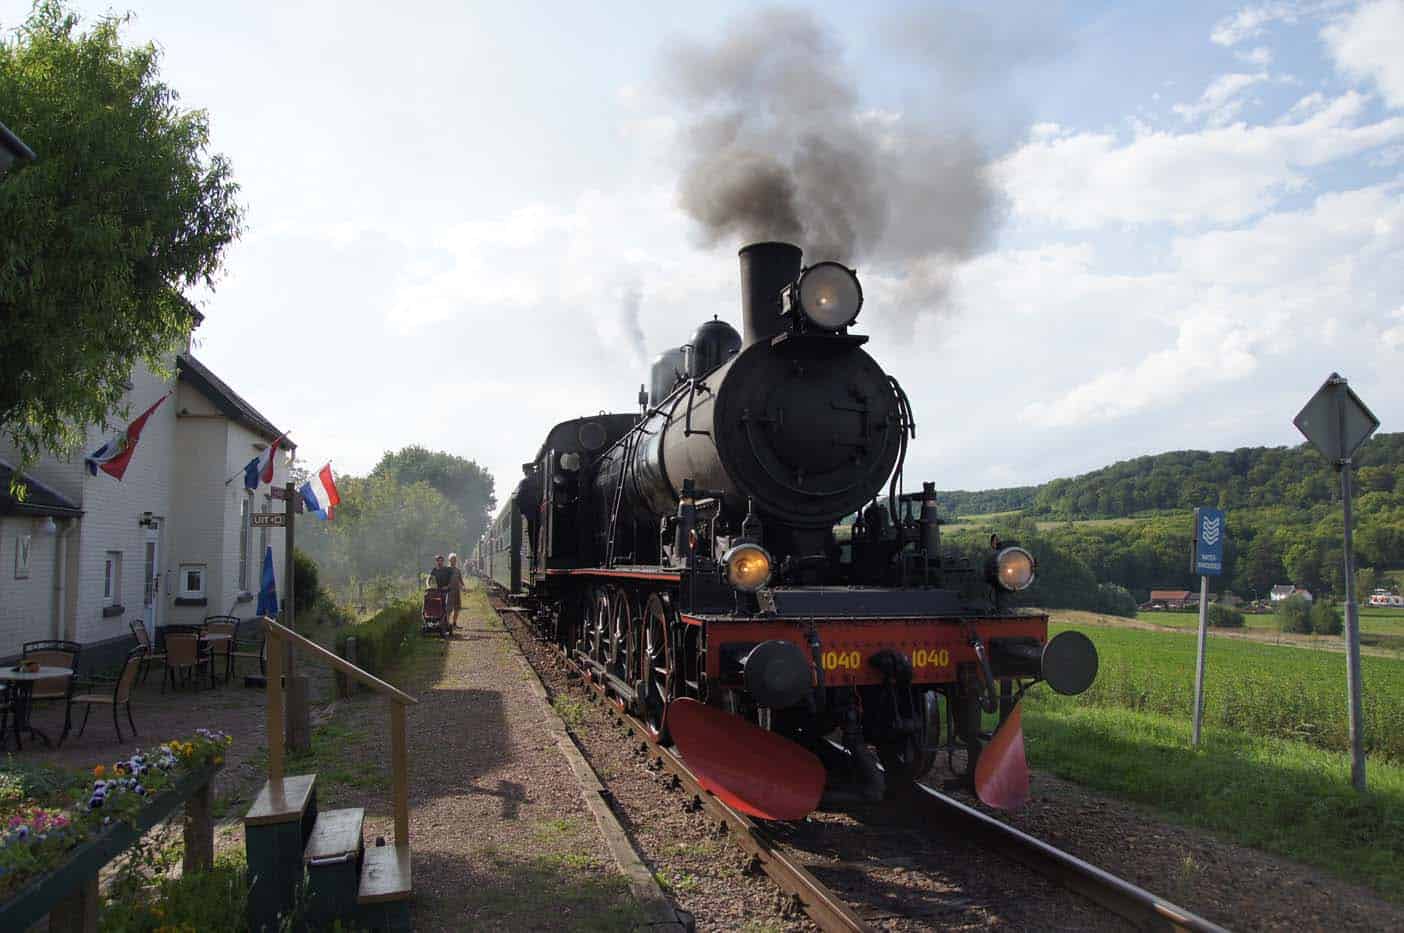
[1033,619,1404,762]
[1127,604,1404,653]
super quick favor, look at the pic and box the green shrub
[100,853,248,932]
[333,598,419,678]
[292,548,320,615]
[1207,604,1245,628]
[1311,599,1344,636]
[1095,582,1138,618]
[1277,595,1313,634]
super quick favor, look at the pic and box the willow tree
[0,2,243,467]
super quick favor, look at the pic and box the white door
[142,523,161,640]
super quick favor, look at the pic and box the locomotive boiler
[476,241,1098,820]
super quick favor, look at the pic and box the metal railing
[260,617,417,846]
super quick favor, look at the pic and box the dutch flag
[299,462,341,520]
[243,434,286,491]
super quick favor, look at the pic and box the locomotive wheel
[642,593,674,744]
[878,692,938,789]
[609,589,632,681]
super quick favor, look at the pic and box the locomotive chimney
[738,241,802,347]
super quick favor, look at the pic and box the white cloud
[1172,72,1270,125]
[1211,3,1303,46]
[1017,182,1403,427]
[996,91,1403,228]
[1237,46,1274,66]
[1323,0,1404,108]
[1384,307,1404,350]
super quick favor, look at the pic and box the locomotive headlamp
[993,546,1036,592]
[723,543,773,592]
[783,262,863,331]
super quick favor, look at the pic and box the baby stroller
[421,587,451,638]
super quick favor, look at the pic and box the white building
[0,339,294,672]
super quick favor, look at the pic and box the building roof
[0,460,82,519]
[1270,584,1296,597]
[177,354,292,448]
[1149,590,1193,601]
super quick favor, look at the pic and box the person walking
[446,553,467,633]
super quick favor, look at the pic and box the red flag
[86,395,169,481]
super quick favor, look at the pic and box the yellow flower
[213,756,224,765]
[93,765,105,778]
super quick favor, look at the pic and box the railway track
[493,592,1228,933]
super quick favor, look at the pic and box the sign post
[1190,507,1224,747]
[1295,373,1380,792]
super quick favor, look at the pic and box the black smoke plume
[665,5,1030,299]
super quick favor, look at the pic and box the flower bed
[0,729,230,926]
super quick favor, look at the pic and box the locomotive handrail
[261,617,415,847]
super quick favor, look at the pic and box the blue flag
[256,546,279,617]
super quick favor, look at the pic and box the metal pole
[1192,574,1209,747]
[283,480,310,751]
[1340,460,1366,791]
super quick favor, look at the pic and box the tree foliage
[1207,604,1245,628]
[370,446,496,545]
[1277,596,1313,635]
[1310,600,1343,636]
[0,2,243,464]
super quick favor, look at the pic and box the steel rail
[491,595,872,933]
[904,782,1229,933]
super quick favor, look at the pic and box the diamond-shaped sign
[1294,373,1379,462]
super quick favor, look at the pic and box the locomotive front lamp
[783,262,863,331]
[992,546,1036,591]
[723,542,773,592]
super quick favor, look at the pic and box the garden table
[0,665,73,749]
[201,633,234,684]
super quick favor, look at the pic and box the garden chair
[161,633,214,692]
[65,647,143,744]
[22,640,80,741]
[129,620,166,684]
[202,616,238,683]
[231,618,268,677]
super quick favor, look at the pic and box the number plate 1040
[820,648,951,671]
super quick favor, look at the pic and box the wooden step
[245,774,317,826]
[305,808,364,864]
[358,843,412,904]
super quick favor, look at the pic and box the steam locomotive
[475,242,1098,819]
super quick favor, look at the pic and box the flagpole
[223,432,288,486]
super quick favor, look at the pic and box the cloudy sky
[13,0,1401,498]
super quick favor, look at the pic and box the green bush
[1095,582,1138,618]
[333,598,419,679]
[1311,599,1344,636]
[292,548,320,616]
[100,853,248,932]
[1277,595,1313,634]
[1207,604,1246,628]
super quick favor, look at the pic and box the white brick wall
[0,516,60,657]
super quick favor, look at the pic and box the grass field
[1022,704,1404,901]
[1126,604,1404,652]
[1037,619,1404,762]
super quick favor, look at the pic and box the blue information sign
[1192,507,1225,576]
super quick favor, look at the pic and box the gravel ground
[503,596,1404,932]
[503,603,1123,931]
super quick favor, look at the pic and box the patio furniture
[231,618,268,677]
[161,633,214,693]
[0,664,75,749]
[129,620,166,684]
[203,616,238,683]
[22,640,80,740]
[66,647,144,743]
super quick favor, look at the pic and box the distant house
[1148,589,1194,609]
[1269,584,1297,602]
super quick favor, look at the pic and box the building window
[178,563,206,599]
[104,551,122,606]
[14,534,32,579]
[239,495,250,591]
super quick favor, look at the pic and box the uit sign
[1192,507,1224,576]
[251,512,286,528]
